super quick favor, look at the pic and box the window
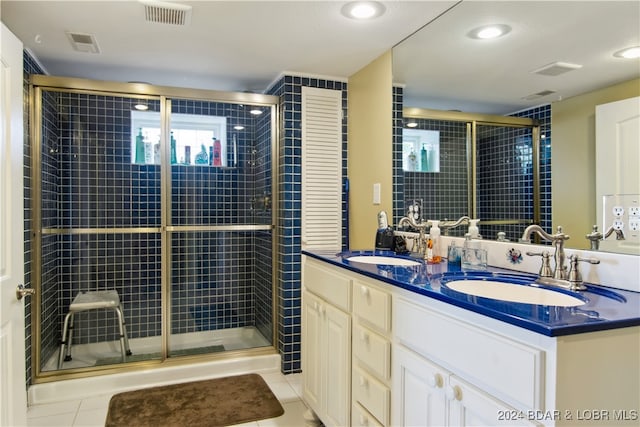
[402,129,440,172]
[131,111,227,166]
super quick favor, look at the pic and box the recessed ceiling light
[467,24,512,40]
[614,46,640,59]
[134,101,149,111]
[341,1,385,20]
[250,108,263,115]
[406,121,418,128]
[234,125,245,130]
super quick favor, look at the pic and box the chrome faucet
[521,225,570,280]
[398,215,430,258]
[585,224,625,251]
[440,216,470,235]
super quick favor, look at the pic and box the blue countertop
[302,249,640,337]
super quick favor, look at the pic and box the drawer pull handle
[360,331,369,342]
[427,373,443,388]
[445,385,462,401]
[359,376,368,387]
[359,414,368,426]
[360,285,369,296]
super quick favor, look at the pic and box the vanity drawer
[303,257,352,311]
[394,298,543,410]
[352,402,384,427]
[353,280,391,334]
[353,323,391,380]
[353,366,390,426]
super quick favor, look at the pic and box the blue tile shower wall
[33,88,274,369]
[268,75,348,373]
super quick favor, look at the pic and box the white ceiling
[1,1,639,114]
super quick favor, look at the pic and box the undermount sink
[346,255,421,267]
[445,279,586,307]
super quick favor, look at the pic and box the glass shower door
[37,90,164,371]
[166,98,274,358]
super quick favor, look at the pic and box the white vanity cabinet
[352,279,392,426]
[302,255,640,427]
[302,257,352,427]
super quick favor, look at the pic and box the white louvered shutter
[301,87,342,250]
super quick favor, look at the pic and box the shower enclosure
[398,108,542,241]
[29,75,278,380]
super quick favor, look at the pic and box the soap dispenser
[468,219,481,239]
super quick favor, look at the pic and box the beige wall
[347,51,393,249]
[552,78,640,249]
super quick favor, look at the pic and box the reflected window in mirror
[402,129,440,172]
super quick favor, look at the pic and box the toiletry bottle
[184,146,191,165]
[420,144,428,172]
[144,132,153,164]
[135,128,145,164]
[170,131,177,165]
[213,137,222,166]
[153,140,160,165]
[428,220,442,263]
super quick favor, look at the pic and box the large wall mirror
[392,0,640,254]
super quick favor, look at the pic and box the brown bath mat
[105,373,284,427]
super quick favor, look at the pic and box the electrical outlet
[629,218,640,232]
[613,219,625,230]
[612,206,624,217]
[629,206,640,217]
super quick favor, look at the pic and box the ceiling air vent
[522,90,557,101]
[66,32,100,54]
[140,0,192,26]
[531,61,583,76]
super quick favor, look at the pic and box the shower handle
[16,284,35,300]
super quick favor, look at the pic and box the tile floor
[27,372,311,427]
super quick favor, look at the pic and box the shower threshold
[44,326,271,372]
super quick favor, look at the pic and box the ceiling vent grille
[66,32,100,54]
[140,0,192,26]
[531,61,583,76]
[522,90,557,101]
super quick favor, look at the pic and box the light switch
[373,183,381,205]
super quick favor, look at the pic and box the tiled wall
[31,83,275,371]
[268,75,348,373]
[392,87,552,241]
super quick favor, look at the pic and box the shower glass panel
[476,124,536,241]
[38,91,163,371]
[32,76,277,379]
[167,99,274,357]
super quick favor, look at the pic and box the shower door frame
[29,75,280,383]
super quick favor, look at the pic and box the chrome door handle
[16,284,35,300]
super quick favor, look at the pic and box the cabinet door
[302,291,323,413]
[324,302,352,427]
[448,376,539,427]
[392,345,447,427]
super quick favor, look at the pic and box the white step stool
[58,290,132,369]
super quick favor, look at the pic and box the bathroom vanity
[301,250,640,427]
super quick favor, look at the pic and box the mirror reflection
[392,1,640,254]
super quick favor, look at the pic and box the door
[596,96,640,255]
[0,23,27,426]
[301,290,323,413]
[392,345,447,427]
[323,302,350,427]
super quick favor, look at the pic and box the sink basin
[445,279,586,307]
[346,255,421,267]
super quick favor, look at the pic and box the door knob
[16,284,35,300]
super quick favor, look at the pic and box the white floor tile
[27,412,76,427]
[257,400,309,427]
[27,400,80,419]
[72,407,108,427]
[77,394,112,411]
[284,373,302,398]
